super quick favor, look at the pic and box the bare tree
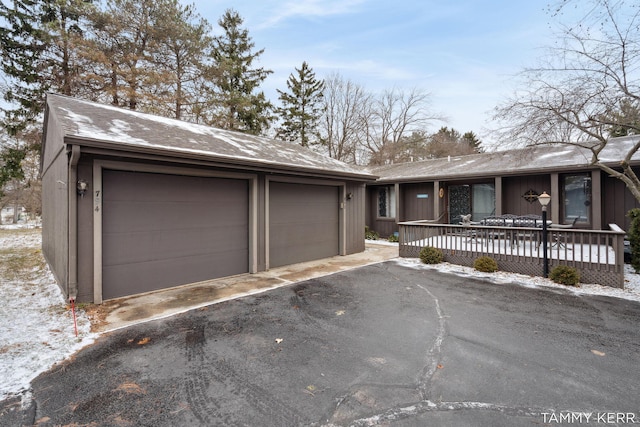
[365,87,441,165]
[318,73,371,164]
[493,0,640,201]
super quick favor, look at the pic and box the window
[377,186,396,218]
[472,183,495,222]
[562,173,591,224]
[449,183,495,223]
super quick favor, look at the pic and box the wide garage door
[102,170,249,300]
[269,182,339,268]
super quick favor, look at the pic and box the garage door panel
[103,248,247,297]
[104,225,248,266]
[102,170,248,300]
[270,182,339,268]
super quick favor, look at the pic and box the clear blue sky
[185,0,559,145]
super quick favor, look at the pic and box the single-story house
[41,94,376,303]
[365,138,640,237]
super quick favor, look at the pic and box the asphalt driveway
[3,261,640,426]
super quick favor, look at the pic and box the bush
[549,265,580,286]
[387,233,399,243]
[365,226,379,240]
[473,256,498,273]
[419,246,443,264]
[627,209,640,272]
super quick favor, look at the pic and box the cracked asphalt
[2,260,639,427]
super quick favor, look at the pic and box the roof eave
[64,136,378,181]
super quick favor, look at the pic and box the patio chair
[549,216,580,249]
[480,216,508,242]
[511,216,543,247]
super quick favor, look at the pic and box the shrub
[549,265,580,286]
[473,256,498,273]
[627,209,640,272]
[419,246,443,264]
[365,226,379,240]
[387,233,399,243]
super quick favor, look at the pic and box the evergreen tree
[1,0,49,134]
[0,0,93,134]
[0,146,26,199]
[84,0,169,110]
[145,0,213,121]
[606,99,640,137]
[275,61,324,147]
[208,9,273,134]
[462,131,483,153]
[426,127,480,159]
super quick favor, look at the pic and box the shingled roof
[44,94,375,181]
[369,136,640,183]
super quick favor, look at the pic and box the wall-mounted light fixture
[77,179,88,197]
[346,192,353,200]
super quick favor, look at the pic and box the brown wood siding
[345,182,365,254]
[602,170,640,231]
[366,186,397,238]
[41,146,69,297]
[502,175,551,216]
[401,183,434,221]
[102,170,249,300]
[269,182,340,268]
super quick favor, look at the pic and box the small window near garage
[378,186,396,219]
[562,173,591,225]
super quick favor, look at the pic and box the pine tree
[208,9,273,134]
[275,62,324,147]
[84,0,170,111]
[607,99,640,137]
[141,0,213,121]
[0,0,93,134]
[0,0,50,135]
[462,131,483,153]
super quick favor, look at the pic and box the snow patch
[0,228,97,401]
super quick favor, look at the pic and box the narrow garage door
[269,182,339,268]
[102,170,249,300]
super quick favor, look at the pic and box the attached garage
[41,94,374,303]
[269,181,340,268]
[101,170,249,299]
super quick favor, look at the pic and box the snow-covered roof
[369,136,640,183]
[44,94,375,180]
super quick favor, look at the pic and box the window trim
[377,185,396,220]
[561,172,591,226]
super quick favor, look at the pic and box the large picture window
[562,173,590,224]
[377,186,396,218]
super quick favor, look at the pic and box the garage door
[102,170,249,300]
[269,182,339,268]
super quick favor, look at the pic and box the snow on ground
[0,225,96,403]
[366,239,640,302]
[0,233,638,405]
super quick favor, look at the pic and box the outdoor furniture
[480,216,508,242]
[511,215,543,247]
[549,216,580,248]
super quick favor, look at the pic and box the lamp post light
[538,191,551,278]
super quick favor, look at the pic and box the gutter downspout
[68,145,80,301]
